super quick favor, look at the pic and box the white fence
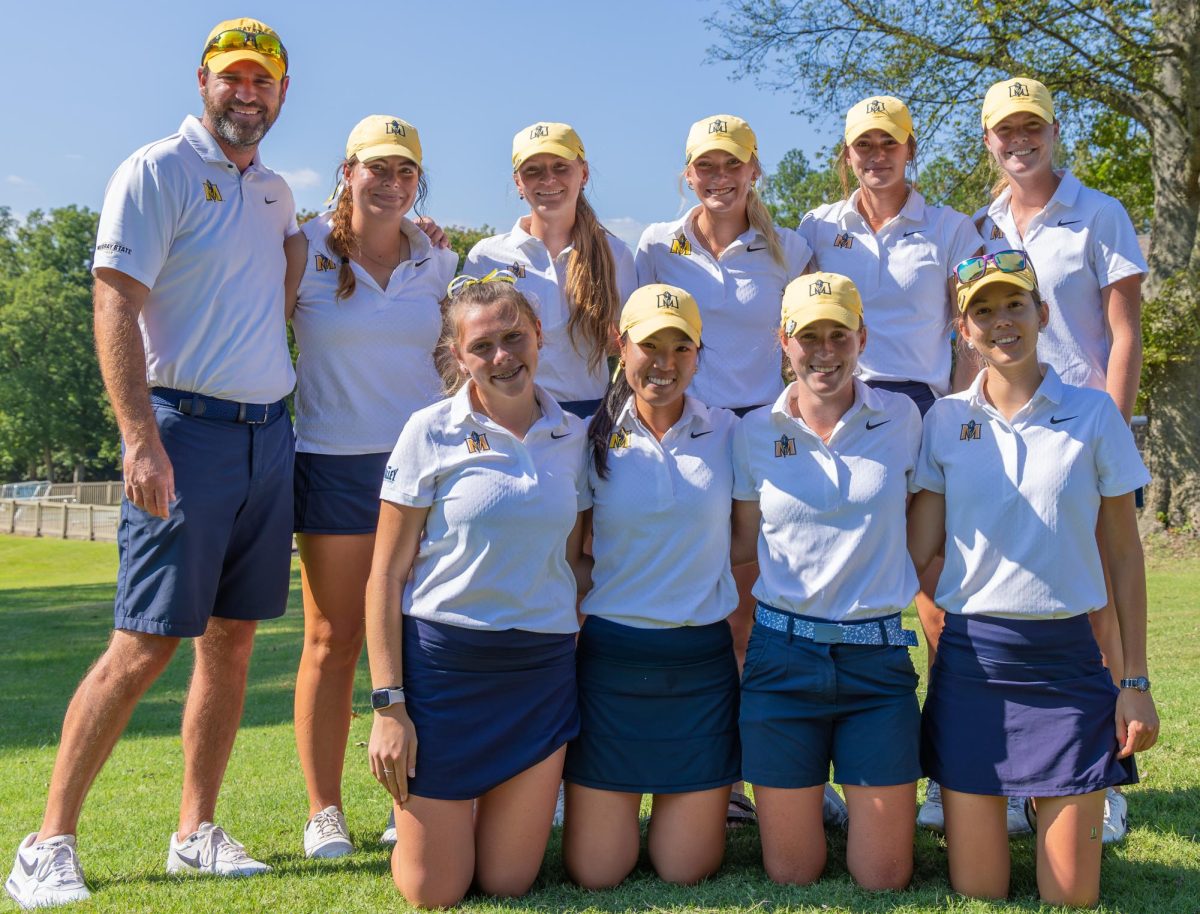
[0,499,120,542]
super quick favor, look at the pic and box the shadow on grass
[0,568,308,750]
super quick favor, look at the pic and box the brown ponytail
[564,192,621,371]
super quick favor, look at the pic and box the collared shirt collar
[614,392,713,437]
[179,115,258,171]
[683,205,759,253]
[988,170,1082,223]
[511,217,573,257]
[448,381,569,435]
[770,378,883,426]
[965,363,1064,411]
[838,186,925,228]
[400,217,433,259]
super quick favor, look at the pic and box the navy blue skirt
[922,612,1137,797]
[564,616,740,794]
[293,451,389,534]
[403,615,579,801]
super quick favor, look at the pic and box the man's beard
[204,96,278,148]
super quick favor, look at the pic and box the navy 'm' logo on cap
[530,125,549,139]
[1009,81,1029,98]
[866,100,886,114]
[809,279,832,296]
[709,119,728,134]
[386,119,406,136]
[656,291,679,310]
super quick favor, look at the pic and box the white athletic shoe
[1007,796,1033,835]
[379,809,397,846]
[822,784,849,831]
[916,780,945,832]
[6,834,90,910]
[552,782,566,826]
[303,807,353,859]
[1103,788,1129,844]
[166,823,270,877]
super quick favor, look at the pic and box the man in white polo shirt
[6,18,295,910]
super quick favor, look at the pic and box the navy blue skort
[564,616,740,794]
[921,612,1137,797]
[293,451,389,534]
[402,615,579,801]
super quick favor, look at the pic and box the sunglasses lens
[253,34,284,59]
[956,259,985,284]
[994,251,1027,273]
[212,30,248,52]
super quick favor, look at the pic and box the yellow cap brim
[845,118,911,145]
[354,143,421,167]
[784,303,862,333]
[623,314,701,345]
[982,101,1054,130]
[513,142,581,170]
[687,137,753,164]
[957,270,1038,312]
[206,48,284,81]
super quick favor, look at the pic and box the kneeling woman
[564,284,740,887]
[908,252,1159,907]
[730,272,923,890]
[366,274,590,908]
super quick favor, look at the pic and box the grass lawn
[1,534,1197,913]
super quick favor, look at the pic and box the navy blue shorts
[114,391,293,638]
[922,612,1137,797]
[293,451,388,534]
[559,398,602,420]
[564,616,740,794]
[740,619,922,788]
[866,379,936,417]
[403,615,578,801]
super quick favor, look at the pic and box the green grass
[1,534,1197,913]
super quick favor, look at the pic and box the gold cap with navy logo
[982,77,1055,130]
[346,115,422,166]
[685,114,757,165]
[844,95,914,144]
[202,18,286,81]
[620,284,702,345]
[781,273,864,334]
[512,122,585,171]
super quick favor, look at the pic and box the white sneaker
[1102,788,1128,844]
[166,823,270,877]
[917,780,945,832]
[822,784,849,831]
[303,807,353,859]
[552,782,566,827]
[6,833,90,910]
[1007,796,1033,835]
[379,809,397,846]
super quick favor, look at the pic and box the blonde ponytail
[564,193,621,371]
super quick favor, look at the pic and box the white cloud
[279,167,322,191]
[5,175,32,187]
[603,216,646,250]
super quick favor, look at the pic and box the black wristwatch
[1119,676,1151,692]
[370,686,405,710]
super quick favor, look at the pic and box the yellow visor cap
[620,284,702,345]
[685,114,756,165]
[844,95,914,144]
[781,273,864,335]
[346,115,422,167]
[982,77,1055,130]
[512,122,585,171]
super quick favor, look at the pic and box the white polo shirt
[580,395,738,628]
[636,208,812,410]
[380,383,588,634]
[799,189,982,396]
[291,214,458,454]
[976,170,1147,390]
[912,365,1150,618]
[732,381,921,621]
[465,220,636,404]
[92,115,298,403]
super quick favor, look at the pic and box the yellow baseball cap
[844,95,914,144]
[781,273,864,334]
[512,122,585,171]
[982,77,1055,130]
[685,114,757,165]
[202,18,287,81]
[345,115,422,166]
[956,263,1039,313]
[619,284,702,345]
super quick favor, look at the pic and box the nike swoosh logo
[264,198,278,205]
[550,431,569,439]
[172,849,206,869]
[746,244,767,252]
[690,430,713,438]
[414,258,430,268]
[19,855,39,876]
[1049,415,1078,424]
[903,230,922,237]
[865,419,891,430]
[1057,219,1080,226]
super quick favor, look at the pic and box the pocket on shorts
[841,643,919,697]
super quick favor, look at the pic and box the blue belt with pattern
[755,603,918,647]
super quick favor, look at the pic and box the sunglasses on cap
[954,249,1031,285]
[201,29,289,73]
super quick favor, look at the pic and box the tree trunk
[42,445,55,484]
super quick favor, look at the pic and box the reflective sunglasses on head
[446,269,519,297]
[954,249,1029,285]
[201,29,289,73]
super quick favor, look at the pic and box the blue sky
[0,1,839,248]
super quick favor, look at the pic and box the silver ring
[383,768,394,775]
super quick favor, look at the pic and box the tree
[711,0,1200,531]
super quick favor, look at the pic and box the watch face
[370,690,389,710]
